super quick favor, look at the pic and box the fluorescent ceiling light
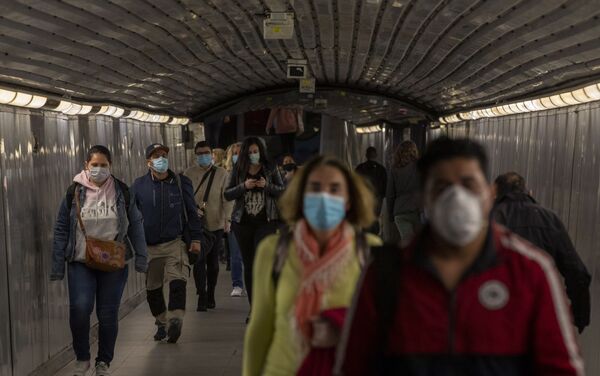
[25,95,46,108]
[63,103,82,115]
[10,92,33,107]
[438,81,600,124]
[0,89,16,104]
[112,108,125,118]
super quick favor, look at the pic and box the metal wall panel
[1,107,41,375]
[0,109,14,376]
[430,101,600,375]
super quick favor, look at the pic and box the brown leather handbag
[75,186,126,272]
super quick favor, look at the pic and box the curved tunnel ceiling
[0,0,599,120]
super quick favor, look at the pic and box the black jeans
[232,221,279,304]
[279,132,296,155]
[193,229,223,301]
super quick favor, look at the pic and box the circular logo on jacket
[478,280,509,310]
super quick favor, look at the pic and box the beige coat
[184,165,233,232]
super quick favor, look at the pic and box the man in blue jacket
[132,143,203,343]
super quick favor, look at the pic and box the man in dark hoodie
[132,143,203,343]
[493,171,591,333]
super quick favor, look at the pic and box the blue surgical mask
[303,193,346,231]
[89,166,110,184]
[232,155,239,164]
[249,152,260,165]
[151,157,169,173]
[196,154,212,167]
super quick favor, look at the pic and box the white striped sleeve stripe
[501,234,585,376]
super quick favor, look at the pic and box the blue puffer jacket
[131,170,203,246]
[51,178,148,280]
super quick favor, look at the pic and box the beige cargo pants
[146,238,190,325]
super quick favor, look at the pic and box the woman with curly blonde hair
[243,155,382,376]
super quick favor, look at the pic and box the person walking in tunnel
[51,145,148,376]
[355,146,387,234]
[243,155,382,376]
[280,153,299,185]
[224,137,285,314]
[337,137,584,376]
[225,142,245,297]
[184,141,233,311]
[386,140,421,245]
[132,143,203,344]
[493,171,591,333]
[266,106,302,155]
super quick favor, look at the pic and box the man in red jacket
[336,137,584,376]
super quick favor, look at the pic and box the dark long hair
[87,145,112,164]
[235,136,270,176]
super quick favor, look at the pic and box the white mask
[89,166,110,184]
[428,185,485,247]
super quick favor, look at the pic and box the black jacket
[224,164,285,224]
[356,160,387,215]
[493,192,591,332]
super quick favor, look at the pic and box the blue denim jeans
[227,231,244,289]
[67,262,129,365]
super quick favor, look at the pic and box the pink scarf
[294,219,354,342]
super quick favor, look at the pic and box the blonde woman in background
[212,148,226,168]
[224,142,245,297]
[224,142,242,172]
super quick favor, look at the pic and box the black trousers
[232,221,279,304]
[193,229,223,300]
[279,132,296,155]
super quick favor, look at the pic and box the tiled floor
[55,271,248,376]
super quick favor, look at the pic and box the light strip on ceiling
[0,85,189,124]
[356,124,383,134]
[439,82,600,124]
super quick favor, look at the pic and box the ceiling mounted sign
[263,13,295,40]
[287,59,308,79]
[299,78,316,93]
[314,98,328,109]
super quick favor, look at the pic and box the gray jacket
[224,164,284,223]
[386,162,421,218]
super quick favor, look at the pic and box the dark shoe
[167,318,183,343]
[197,296,207,312]
[154,325,167,341]
[207,292,216,309]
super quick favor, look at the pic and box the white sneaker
[72,360,90,376]
[95,361,110,376]
[230,287,244,297]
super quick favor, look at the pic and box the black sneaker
[197,297,207,312]
[207,296,216,309]
[167,318,183,343]
[154,325,167,341]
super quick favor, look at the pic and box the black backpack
[65,177,130,214]
[271,227,370,287]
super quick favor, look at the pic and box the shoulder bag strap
[74,185,87,237]
[193,167,213,197]
[174,173,189,224]
[202,167,217,204]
